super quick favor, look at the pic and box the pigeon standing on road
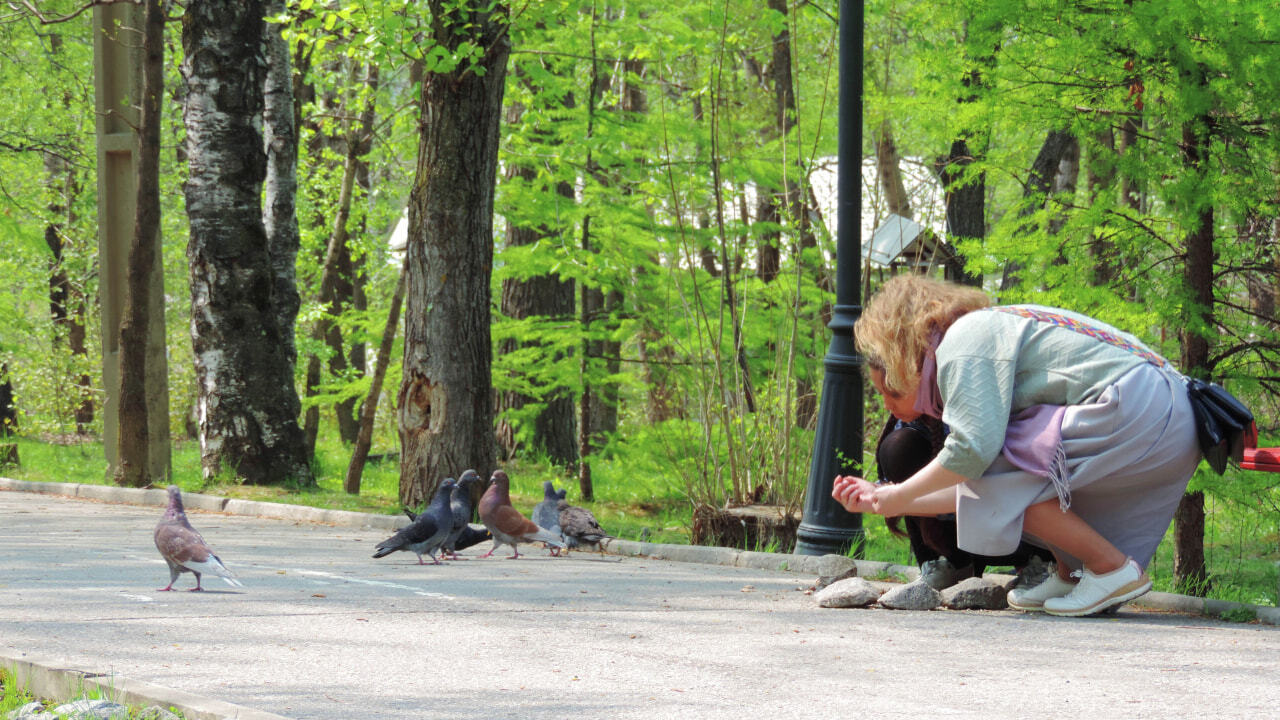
[153,485,243,592]
[441,469,490,559]
[372,478,455,565]
[531,480,568,555]
[558,499,611,552]
[478,469,566,559]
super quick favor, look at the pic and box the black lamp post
[795,0,865,557]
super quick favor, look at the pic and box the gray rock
[7,702,55,720]
[941,576,1009,610]
[815,577,884,608]
[814,554,857,578]
[51,699,130,720]
[878,579,943,610]
[815,566,858,591]
[137,707,183,720]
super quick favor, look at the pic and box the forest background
[1,0,1277,605]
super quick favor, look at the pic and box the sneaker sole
[1042,577,1152,617]
[1007,598,1047,612]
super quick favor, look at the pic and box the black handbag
[1185,378,1256,475]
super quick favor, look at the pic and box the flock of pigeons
[152,469,610,591]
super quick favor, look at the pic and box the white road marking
[292,569,454,599]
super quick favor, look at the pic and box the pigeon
[557,498,611,553]
[478,469,567,559]
[451,524,493,553]
[153,485,243,592]
[441,469,485,559]
[372,478,455,565]
[531,480,568,555]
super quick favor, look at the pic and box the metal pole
[795,0,864,556]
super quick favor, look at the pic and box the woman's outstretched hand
[832,475,878,514]
[831,475,906,517]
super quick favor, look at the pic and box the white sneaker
[1042,559,1151,617]
[1007,572,1076,612]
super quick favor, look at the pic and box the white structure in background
[385,156,952,270]
[865,212,958,273]
[387,207,409,253]
[806,156,950,269]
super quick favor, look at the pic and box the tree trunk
[303,62,378,454]
[183,0,313,486]
[1086,128,1120,287]
[116,0,165,488]
[1175,111,1215,595]
[495,74,578,466]
[262,0,302,368]
[0,364,15,467]
[397,1,509,509]
[999,128,1076,292]
[935,138,984,286]
[1173,491,1208,594]
[874,119,912,218]
[497,166,579,465]
[346,259,408,495]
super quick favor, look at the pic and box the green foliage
[3,0,1279,600]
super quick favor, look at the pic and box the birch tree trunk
[262,0,302,368]
[397,1,510,508]
[183,0,313,486]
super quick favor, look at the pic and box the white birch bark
[183,0,312,485]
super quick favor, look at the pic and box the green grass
[0,667,186,719]
[4,435,1276,606]
[3,435,692,545]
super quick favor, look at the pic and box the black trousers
[877,415,1053,574]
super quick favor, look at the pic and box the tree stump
[691,504,801,553]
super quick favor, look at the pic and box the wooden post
[93,3,171,482]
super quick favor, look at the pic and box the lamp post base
[795,521,864,557]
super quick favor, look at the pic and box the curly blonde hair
[855,274,991,395]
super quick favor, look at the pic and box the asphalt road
[1,490,1277,720]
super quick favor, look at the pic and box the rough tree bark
[182,0,313,486]
[1175,110,1215,595]
[115,0,164,488]
[397,0,510,509]
[262,0,302,369]
[496,158,578,466]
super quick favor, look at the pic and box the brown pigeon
[478,469,566,559]
[153,485,243,591]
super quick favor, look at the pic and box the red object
[1238,423,1280,472]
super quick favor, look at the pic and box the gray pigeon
[478,469,567,559]
[441,469,485,559]
[373,478,455,565]
[154,485,243,591]
[531,480,568,555]
[557,498,610,552]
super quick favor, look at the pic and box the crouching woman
[833,275,1201,616]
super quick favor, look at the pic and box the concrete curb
[0,477,403,531]
[1,650,291,720]
[3,476,1277,629]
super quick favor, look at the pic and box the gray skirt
[954,362,1200,570]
